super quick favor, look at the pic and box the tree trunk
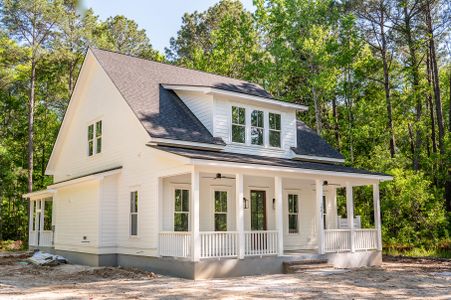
[332,95,340,148]
[426,51,437,154]
[28,59,36,193]
[426,0,444,155]
[380,13,395,158]
[312,86,322,134]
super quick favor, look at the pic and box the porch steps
[283,259,333,274]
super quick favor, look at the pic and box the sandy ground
[0,254,450,299]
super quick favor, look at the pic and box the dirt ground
[0,254,450,299]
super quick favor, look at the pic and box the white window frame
[173,186,190,232]
[268,112,282,148]
[87,119,102,156]
[229,104,283,149]
[130,191,139,237]
[250,109,265,146]
[231,106,246,144]
[212,189,229,231]
[286,192,300,234]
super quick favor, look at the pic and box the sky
[81,0,255,52]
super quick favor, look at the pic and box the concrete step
[283,259,333,273]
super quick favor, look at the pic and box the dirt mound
[72,266,157,280]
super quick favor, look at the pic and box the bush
[0,240,25,251]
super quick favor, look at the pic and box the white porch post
[236,173,245,259]
[156,177,163,256]
[346,182,355,252]
[274,176,284,256]
[29,200,34,245]
[315,179,325,254]
[191,168,200,261]
[373,182,382,251]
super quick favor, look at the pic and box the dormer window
[251,110,264,145]
[232,106,246,143]
[269,113,281,148]
[88,120,102,156]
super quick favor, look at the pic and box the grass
[383,240,451,259]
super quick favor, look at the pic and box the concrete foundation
[327,250,382,268]
[29,247,381,279]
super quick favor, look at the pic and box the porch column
[191,168,200,261]
[315,179,325,254]
[29,200,34,245]
[346,182,355,252]
[373,182,382,251]
[274,176,284,256]
[236,173,245,259]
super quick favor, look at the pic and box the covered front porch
[157,162,385,262]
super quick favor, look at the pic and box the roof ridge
[89,47,267,90]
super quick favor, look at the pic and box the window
[232,106,246,143]
[288,194,299,233]
[269,113,281,147]
[43,199,52,231]
[130,191,138,236]
[174,189,189,231]
[214,191,227,231]
[88,120,102,156]
[251,110,264,145]
[322,195,327,229]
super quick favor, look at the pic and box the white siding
[175,91,214,134]
[53,181,100,253]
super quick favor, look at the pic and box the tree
[1,0,64,193]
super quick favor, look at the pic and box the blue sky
[82,0,255,52]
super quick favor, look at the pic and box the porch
[157,166,383,262]
[27,192,54,248]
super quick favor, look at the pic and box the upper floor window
[251,110,264,145]
[88,120,102,156]
[269,113,281,148]
[232,106,246,143]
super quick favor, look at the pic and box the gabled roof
[292,121,344,160]
[91,48,273,145]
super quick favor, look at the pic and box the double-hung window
[269,113,281,147]
[130,191,138,236]
[251,110,264,145]
[231,106,246,143]
[174,189,189,231]
[288,194,299,233]
[88,120,102,156]
[214,191,227,231]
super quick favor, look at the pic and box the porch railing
[354,229,377,250]
[325,229,351,252]
[159,231,191,258]
[244,230,278,256]
[29,230,53,247]
[200,231,238,258]
[325,229,377,252]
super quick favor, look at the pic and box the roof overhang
[147,138,225,151]
[191,159,393,181]
[23,189,56,199]
[161,84,308,111]
[48,166,122,189]
[292,154,345,164]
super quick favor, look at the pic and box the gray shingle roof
[91,48,270,145]
[292,121,344,160]
[151,146,388,177]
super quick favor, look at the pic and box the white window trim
[229,104,284,149]
[268,111,282,148]
[285,190,301,235]
[231,106,246,144]
[211,188,231,231]
[129,190,139,238]
[172,184,191,232]
[87,118,103,157]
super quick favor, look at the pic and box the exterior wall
[176,91,214,134]
[53,181,100,253]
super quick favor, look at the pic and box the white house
[24,48,392,279]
